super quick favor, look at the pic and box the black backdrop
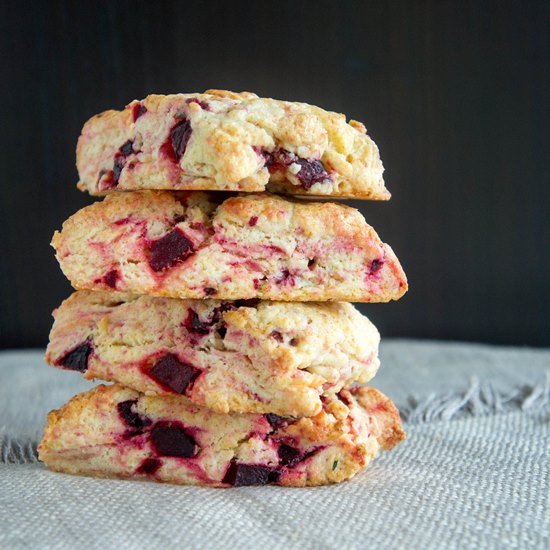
[1,0,549,349]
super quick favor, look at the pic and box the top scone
[77,90,389,199]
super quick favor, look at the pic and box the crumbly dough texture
[51,191,407,302]
[77,90,389,199]
[46,291,380,417]
[38,384,405,487]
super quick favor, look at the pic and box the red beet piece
[222,462,278,486]
[59,342,92,372]
[119,140,134,156]
[136,457,161,475]
[261,148,329,189]
[111,140,135,185]
[265,413,288,429]
[295,158,329,190]
[170,118,192,160]
[150,422,198,458]
[149,228,194,272]
[117,400,152,434]
[132,103,147,122]
[149,354,200,394]
[103,269,119,289]
[184,309,211,335]
[278,444,302,467]
[370,259,384,273]
[112,158,125,185]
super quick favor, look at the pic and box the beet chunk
[295,158,329,190]
[117,400,152,434]
[59,342,92,372]
[234,298,261,308]
[149,354,200,394]
[170,118,192,160]
[111,140,135,185]
[133,103,147,121]
[119,140,134,156]
[184,309,211,335]
[370,259,384,273]
[103,269,119,289]
[112,157,125,185]
[222,462,278,486]
[278,444,302,467]
[262,148,330,190]
[150,422,198,458]
[149,228,194,272]
[136,457,161,475]
[217,325,227,339]
[265,413,288,429]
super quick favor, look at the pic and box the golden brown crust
[353,386,406,450]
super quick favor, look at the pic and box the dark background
[1,0,548,349]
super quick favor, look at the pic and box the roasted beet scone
[51,191,407,302]
[46,291,380,417]
[38,384,405,487]
[77,90,388,199]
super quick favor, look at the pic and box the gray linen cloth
[1,340,549,549]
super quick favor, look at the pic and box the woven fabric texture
[1,340,549,549]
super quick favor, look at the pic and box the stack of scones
[39,90,408,487]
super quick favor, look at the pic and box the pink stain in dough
[275,269,295,286]
[113,217,131,226]
[99,269,119,289]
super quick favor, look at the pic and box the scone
[77,90,388,199]
[51,191,408,302]
[38,384,405,487]
[46,291,381,417]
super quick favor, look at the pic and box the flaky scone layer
[38,384,405,487]
[46,291,380,417]
[77,90,388,199]
[52,191,407,302]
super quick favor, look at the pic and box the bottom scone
[39,384,405,487]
